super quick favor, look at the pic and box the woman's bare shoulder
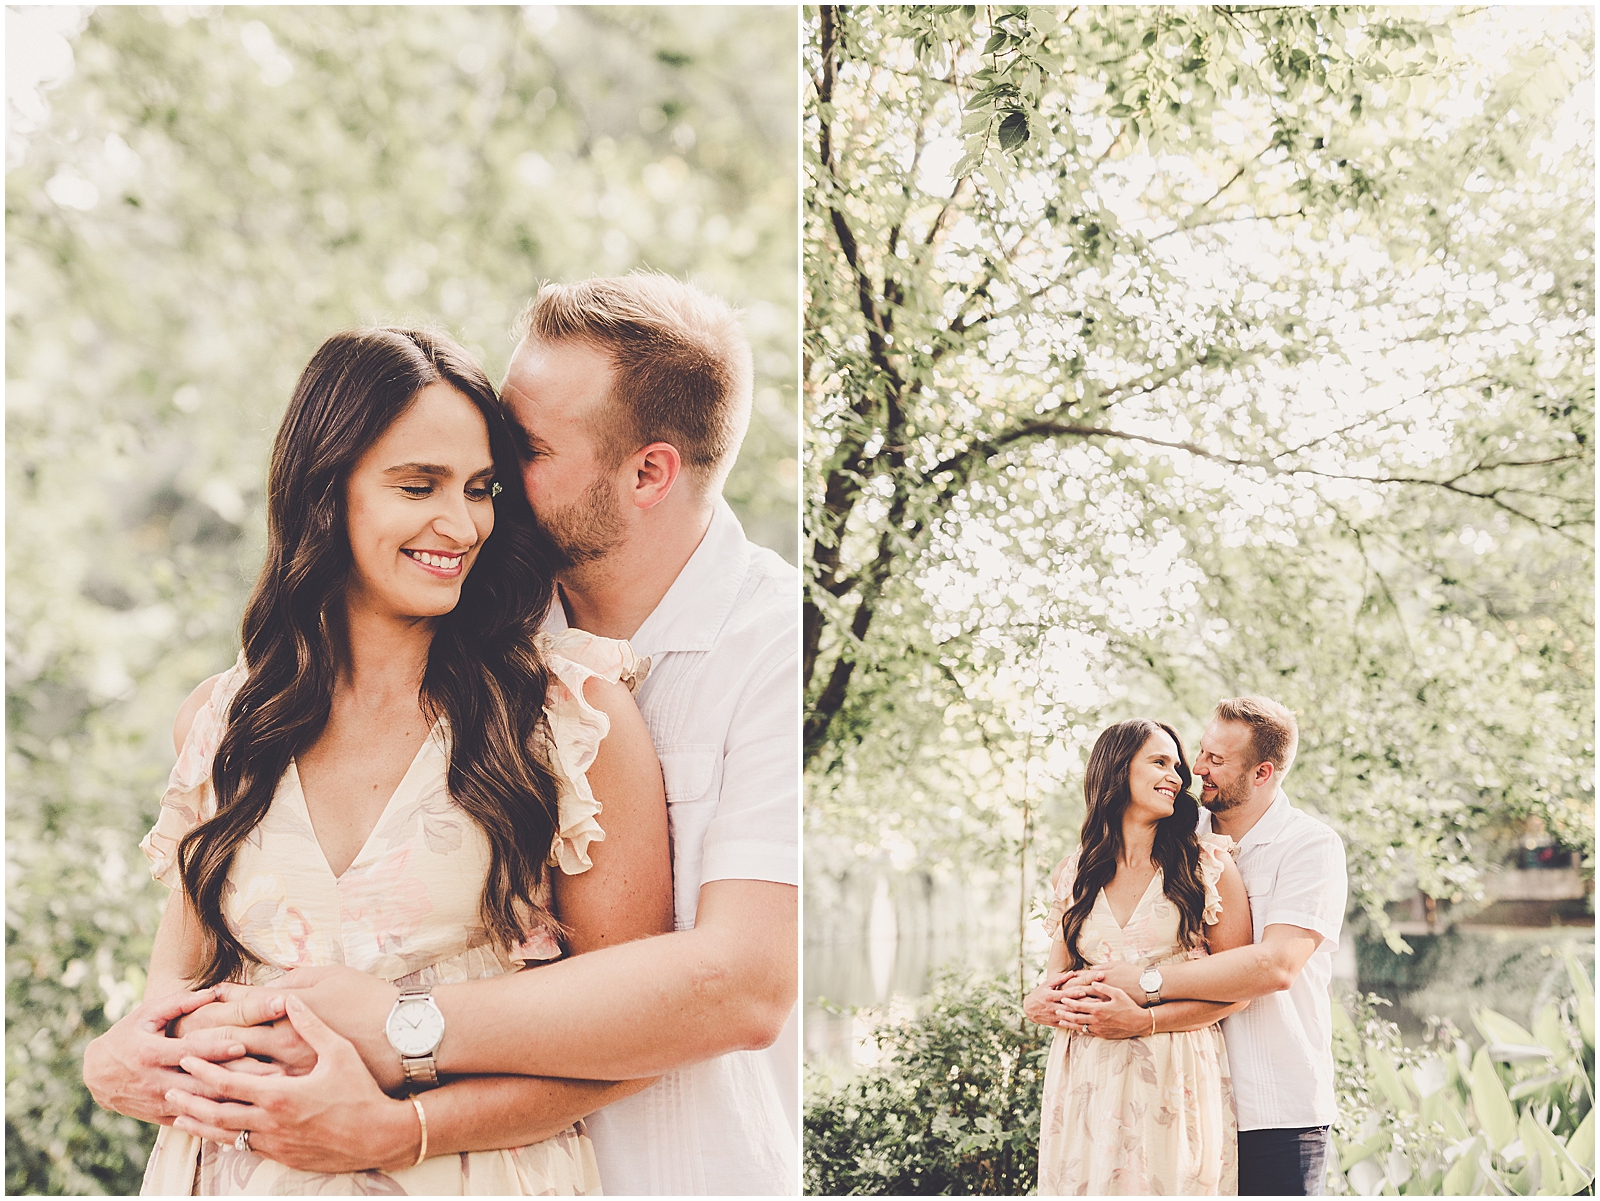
[579,672,637,716]
[172,673,225,754]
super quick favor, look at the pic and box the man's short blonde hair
[1213,696,1299,775]
[513,273,753,489]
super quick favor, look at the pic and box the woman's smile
[401,547,468,577]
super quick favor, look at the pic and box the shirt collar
[1234,788,1293,853]
[1198,787,1292,852]
[541,499,751,659]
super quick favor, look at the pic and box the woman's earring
[491,482,503,498]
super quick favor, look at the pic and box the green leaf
[1520,1106,1569,1198]
[1422,1088,1471,1139]
[997,110,1029,153]
[961,109,993,135]
[1368,1043,1416,1112]
[1532,1004,1572,1065]
[1563,948,1594,1046]
[1567,1108,1595,1172]
[1471,1047,1518,1152]
[1476,1009,1540,1049]
[1441,1136,1484,1196]
[1340,1129,1391,1172]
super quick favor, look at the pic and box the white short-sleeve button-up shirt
[544,499,799,1195]
[1199,789,1347,1131]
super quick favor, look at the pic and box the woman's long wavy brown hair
[1060,719,1208,971]
[177,327,564,986]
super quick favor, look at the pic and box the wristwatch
[384,988,445,1091]
[1139,966,1164,1008]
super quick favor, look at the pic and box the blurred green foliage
[6,7,796,1194]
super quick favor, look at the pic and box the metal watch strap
[401,1053,439,1090]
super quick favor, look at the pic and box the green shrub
[804,968,1051,1195]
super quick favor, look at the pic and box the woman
[131,327,671,1194]
[1023,719,1251,1196]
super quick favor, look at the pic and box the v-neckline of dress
[286,721,442,882]
[1100,869,1162,931]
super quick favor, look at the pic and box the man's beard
[1203,775,1252,813]
[538,473,627,568]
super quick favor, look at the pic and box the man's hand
[83,988,236,1124]
[264,967,403,1092]
[1023,972,1076,1028]
[174,985,318,1076]
[1057,983,1152,1040]
[169,996,419,1173]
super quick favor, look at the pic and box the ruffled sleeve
[138,657,250,889]
[536,628,650,878]
[1198,832,1234,926]
[1042,851,1080,942]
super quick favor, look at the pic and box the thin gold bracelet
[411,1096,428,1168]
[1149,1007,1157,1037]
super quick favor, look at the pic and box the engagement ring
[234,1130,251,1154]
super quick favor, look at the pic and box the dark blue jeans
[1237,1125,1330,1196]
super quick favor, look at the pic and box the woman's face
[1124,729,1184,825]
[342,381,497,622]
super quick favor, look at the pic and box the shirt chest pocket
[1242,868,1277,926]
[658,745,720,806]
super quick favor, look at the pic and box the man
[1044,696,1347,1197]
[84,275,800,1194]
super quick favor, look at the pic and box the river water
[805,865,1590,1075]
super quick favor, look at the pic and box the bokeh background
[6,6,796,1193]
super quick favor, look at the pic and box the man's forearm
[1157,943,1295,1003]
[435,896,791,1079]
[314,880,796,1091]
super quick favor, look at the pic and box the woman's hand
[1023,972,1100,1028]
[168,996,420,1173]
[173,988,318,1076]
[1057,983,1153,1040]
[185,971,405,1093]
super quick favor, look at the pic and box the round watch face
[1139,969,1161,991]
[387,998,444,1058]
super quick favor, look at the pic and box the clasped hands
[1022,961,1150,1041]
[82,968,418,1172]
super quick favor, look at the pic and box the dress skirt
[1037,1023,1236,1196]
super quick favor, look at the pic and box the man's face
[1195,719,1259,813]
[500,337,629,566]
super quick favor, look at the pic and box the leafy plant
[1329,948,1595,1196]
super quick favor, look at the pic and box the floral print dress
[138,629,647,1197]
[1036,835,1238,1196]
